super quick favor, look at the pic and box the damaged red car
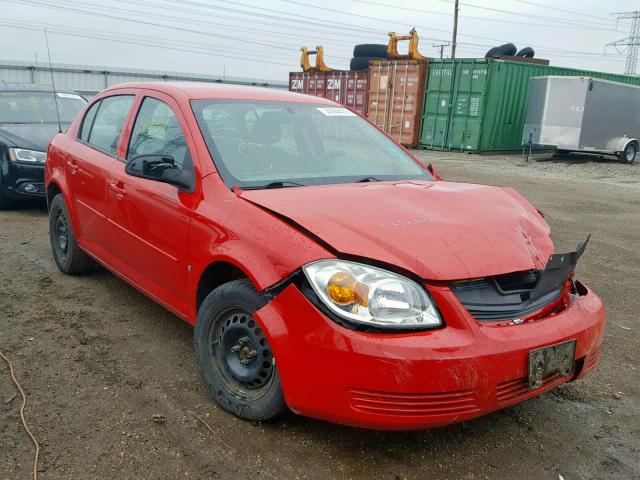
[45,83,605,430]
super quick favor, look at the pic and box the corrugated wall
[420,58,640,152]
[481,61,640,151]
[0,61,287,96]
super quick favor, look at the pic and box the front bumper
[0,159,46,199]
[255,282,605,430]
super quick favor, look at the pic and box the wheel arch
[46,181,62,210]
[195,259,256,314]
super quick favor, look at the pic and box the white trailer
[522,76,640,163]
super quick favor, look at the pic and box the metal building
[0,60,287,97]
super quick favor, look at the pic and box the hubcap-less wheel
[626,144,636,162]
[54,211,69,260]
[211,309,274,400]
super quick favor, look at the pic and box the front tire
[619,142,637,164]
[49,194,94,274]
[0,191,13,210]
[194,279,287,422]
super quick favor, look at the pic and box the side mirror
[125,155,195,193]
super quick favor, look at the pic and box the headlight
[303,260,442,329]
[9,148,47,164]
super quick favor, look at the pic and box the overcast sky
[0,0,638,82]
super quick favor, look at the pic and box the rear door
[106,92,199,317]
[68,94,135,257]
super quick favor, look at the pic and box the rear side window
[79,100,100,141]
[127,97,191,170]
[87,95,134,155]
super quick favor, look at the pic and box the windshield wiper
[355,176,381,183]
[244,181,306,190]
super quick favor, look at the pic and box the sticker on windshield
[316,107,356,116]
[57,92,83,100]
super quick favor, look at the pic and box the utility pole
[451,0,459,59]
[433,42,450,59]
[606,11,640,75]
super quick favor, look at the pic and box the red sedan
[45,83,605,430]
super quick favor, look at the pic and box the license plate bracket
[528,339,576,390]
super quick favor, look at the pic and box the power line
[0,19,298,67]
[283,0,626,58]
[432,0,618,28]
[7,0,404,62]
[8,0,296,52]
[509,0,626,25]
[161,0,394,37]
[14,0,625,61]
[350,0,622,31]
[606,11,640,75]
[2,0,630,74]
[25,0,356,59]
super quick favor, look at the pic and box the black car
[0,83,86,208]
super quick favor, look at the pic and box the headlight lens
[9,148,47,164]
[303,260,442,329]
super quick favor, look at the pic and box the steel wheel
[211,309,275,400]
[626,144,636,163]
[53,209,70,261]
[48,194,94,274]
[194,279,287,421]
[620,143,637,164]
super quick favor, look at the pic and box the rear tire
[49,194,94,274]
[619,142,637,164]
[194,279,287,422]
[353,44,388,58]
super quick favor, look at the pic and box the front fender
[606,136,637,152]
[187,181,334,321]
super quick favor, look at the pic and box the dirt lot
[1,151,639,480]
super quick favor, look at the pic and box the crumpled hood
[0,123,68,151]
[239,181,554,281]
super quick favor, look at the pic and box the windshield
[0,91,86,124]
[191,100,432,188]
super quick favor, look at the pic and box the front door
[107,94,198,317]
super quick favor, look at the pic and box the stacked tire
[350,44,388,71]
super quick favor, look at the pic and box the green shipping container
[419,58,640,152]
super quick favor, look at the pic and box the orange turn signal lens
[327,272,369,307]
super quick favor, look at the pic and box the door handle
[67,159,79,174]
[109,181,127,199]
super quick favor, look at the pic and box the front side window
[191,100,431,189]
[127,97,190,170]
[0,90,86,124]
[87,95,134,155]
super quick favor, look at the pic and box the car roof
[0,81,80,94]
[103,82,336,104]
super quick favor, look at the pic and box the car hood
[239,181,554,281]
[0,123,68,151]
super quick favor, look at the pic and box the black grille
[451,270,563,321]
[450,237,590,322]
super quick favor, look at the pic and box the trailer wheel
[619,142,637,164]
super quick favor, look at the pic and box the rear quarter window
[79,100,101,141]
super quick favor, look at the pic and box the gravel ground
[1,150,639,480]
